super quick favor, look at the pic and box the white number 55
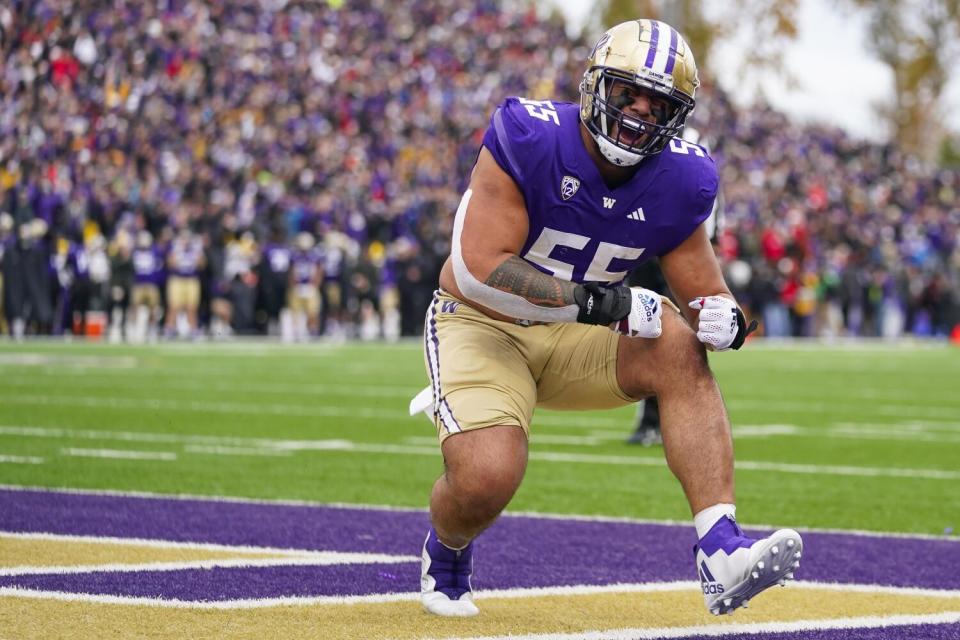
[519,98,560,125]
[524,227,645,282]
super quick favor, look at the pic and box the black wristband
[730,308,759,350]
[574,282,632,325]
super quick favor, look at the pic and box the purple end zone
[679,624,960,640]
[1,488,959,601]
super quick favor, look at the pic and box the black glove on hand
[574,282,632,325]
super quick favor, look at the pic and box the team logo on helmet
[560,175,581,201]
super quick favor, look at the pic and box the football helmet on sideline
[580,19,699,166]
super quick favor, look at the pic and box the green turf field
[0,340,957,536]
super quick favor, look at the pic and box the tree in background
[592,0,959,162]
[598,0,799,85]
[845,0,960,162]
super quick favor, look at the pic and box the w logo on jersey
[602,197,616,209]
[560,176,581,201]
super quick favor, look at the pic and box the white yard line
[0,394,402,420]
[0,580,957,611]
[183,445,293,457]
[524,449,960,481]
[8,420,960,454]
[0,454,44,464]
[0,354,138,368]
[0,376,420,398]
[60,448,176,461]
[1,392,959,427]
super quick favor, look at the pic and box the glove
[688,296,759,351]
[575,282,662,338]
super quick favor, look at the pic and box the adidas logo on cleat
[699,560,725,595]
[694,517,804,616]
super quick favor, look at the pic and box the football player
[164,226,205,339]
[130,231,165,342]
[417,20,802,617]
[284,232,324,341]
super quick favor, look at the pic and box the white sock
[694,503,737,540]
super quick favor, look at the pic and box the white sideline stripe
[0,553,417,577]
[5,425,958,481]
[730,398,960,421]
[60,448,177,461]
[736,459,960,480]
[1,580,958,610]
[0,425,356,451]
[0,354,138,368]
[0,394,402,421]
[3,392,960,426]
[183,445,293,457]
[413,425,824,445]
[433,612,960,640]
[0,454,44,464]
[527,450,960,481]
[1,483,957,544]
[0,376,420,399]
[9,421,960,456]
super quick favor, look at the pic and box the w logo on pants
[441,301,459,314]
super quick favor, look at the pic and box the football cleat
[694,515,803,615]
[420,528,480,617]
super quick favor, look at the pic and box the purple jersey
[168,237,204,278]
[51,242,87,288]
[290,248,322,285]
[481,98,717,285]
[263,243,291,274]
[132,246,165,285]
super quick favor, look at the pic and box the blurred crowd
[1,0,957,341]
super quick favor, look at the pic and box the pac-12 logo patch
[560,175,581,201]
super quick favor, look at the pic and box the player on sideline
[417,19,803,617]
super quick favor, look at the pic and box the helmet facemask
[579,20,700,167]
[581,68,694,166]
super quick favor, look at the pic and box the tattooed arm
[444,148,582,323]
[485,256,579,308]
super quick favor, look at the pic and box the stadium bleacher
[0,0,957,340]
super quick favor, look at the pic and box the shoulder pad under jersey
[481,97,563,185]
[660,137,719,234]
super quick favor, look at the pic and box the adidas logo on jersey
[627,208,645,221]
